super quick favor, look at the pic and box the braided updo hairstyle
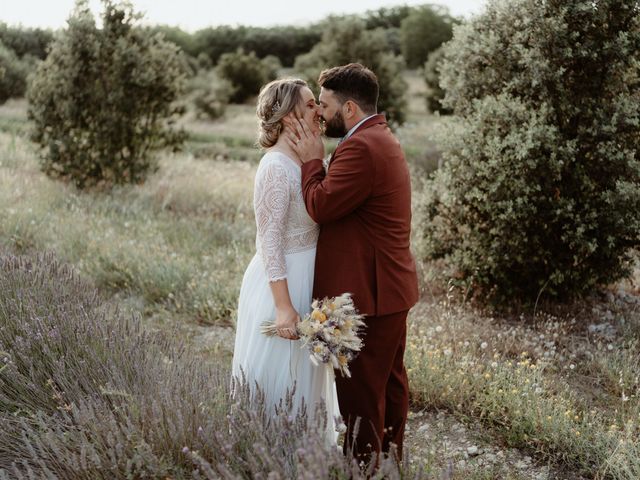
[256,78,307,149]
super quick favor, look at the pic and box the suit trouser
[335,310,409,464]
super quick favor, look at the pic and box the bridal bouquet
[261,293,366,377]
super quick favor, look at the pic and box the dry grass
[0,117,256,325]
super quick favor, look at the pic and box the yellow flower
[311,309,327,323]
[338,354,348,366]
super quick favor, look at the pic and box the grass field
[1,71,639,479]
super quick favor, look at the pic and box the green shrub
[418,0,640,303]
[196,51,213,70]
[423,46,452,115]
[27,0,186,189]
[187,69,233,120]
[0,41,34,104]
[399,5,458,69]
[216,48,279,103]
[294,17,407,126]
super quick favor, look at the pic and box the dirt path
[404,409,585,479]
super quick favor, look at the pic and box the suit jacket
[301,114,419,317]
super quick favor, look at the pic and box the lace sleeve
[254,159,290,282]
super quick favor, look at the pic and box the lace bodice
[254,151,319,282]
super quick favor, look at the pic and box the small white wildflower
[463,341,470,347]
[569,364,576,370]
[607,344,614,351]
[480,342,488,349]
[435,326,443,333]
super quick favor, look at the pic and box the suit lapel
[326,114,387,171]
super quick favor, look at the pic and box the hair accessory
[271,101,281,115]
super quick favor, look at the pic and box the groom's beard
[322,110,347,138]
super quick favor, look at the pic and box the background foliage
[0,40,35,104]
[400,5,458,68]
[216,48,280,104]
[295,17,408,125]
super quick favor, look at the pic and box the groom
[286,63,419,464]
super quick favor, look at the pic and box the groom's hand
[284,116,324,164]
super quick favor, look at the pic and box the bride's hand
[283,115,324,164]
[275,306,300,340]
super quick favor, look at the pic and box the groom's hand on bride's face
[284,115,324,164]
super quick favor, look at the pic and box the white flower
[480,342,488,349]
[435,326,443,333]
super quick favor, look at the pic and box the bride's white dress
[231,150,339,444]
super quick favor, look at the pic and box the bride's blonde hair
[256,78,307,149]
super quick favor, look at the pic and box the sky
[1,0,487,31]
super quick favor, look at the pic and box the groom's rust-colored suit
[301,114,419,462]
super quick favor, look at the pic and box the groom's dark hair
[318,63,379,115]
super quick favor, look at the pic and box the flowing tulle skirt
[231,248,339,445]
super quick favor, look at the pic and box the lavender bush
[0,251,427,478]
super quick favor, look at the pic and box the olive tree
[28,0,186,189]
[418,0,640,302]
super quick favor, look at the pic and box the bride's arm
[269,280,299,340]
[254,159,299,340]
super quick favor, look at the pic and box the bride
[231,78,339,443]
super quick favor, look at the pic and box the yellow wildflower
[311,309,327,323]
